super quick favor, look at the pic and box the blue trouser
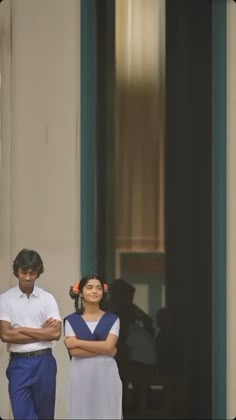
[6,351,57,420]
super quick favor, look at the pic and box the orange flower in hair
[72,280,108,295]
[103,283,108,292]
[72,282,80,295]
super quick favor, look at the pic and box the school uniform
[0,286,61,420]
[64,311,122,419]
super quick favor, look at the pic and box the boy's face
[17,268,39,290]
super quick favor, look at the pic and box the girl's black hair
[13,248,44,277]
[69,274,108,314]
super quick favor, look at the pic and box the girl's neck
[83,303,103,320]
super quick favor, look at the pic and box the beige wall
[0,2,12,416]
[227,0,236,418]
[0,0,81,418]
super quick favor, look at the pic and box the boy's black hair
[13,248,44,277]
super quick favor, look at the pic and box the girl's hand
[111,347,117,357]
[64,336,79,349]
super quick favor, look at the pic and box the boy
[0,249,61,420]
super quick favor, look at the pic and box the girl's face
[81,278,103,304]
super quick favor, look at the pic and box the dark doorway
[165,1,212,418]
[94,1,212,418]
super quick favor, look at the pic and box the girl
[64,275,122,420]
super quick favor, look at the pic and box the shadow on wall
[0,342,12,419]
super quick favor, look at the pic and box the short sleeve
[0,294,11,322]
[109,317,120,337]
[46,294,61,321]
[64,320,76,336]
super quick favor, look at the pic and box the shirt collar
[16,285,40,298]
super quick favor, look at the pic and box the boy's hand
[43,318,60,328]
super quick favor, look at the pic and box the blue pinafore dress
[64,311,122,419]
